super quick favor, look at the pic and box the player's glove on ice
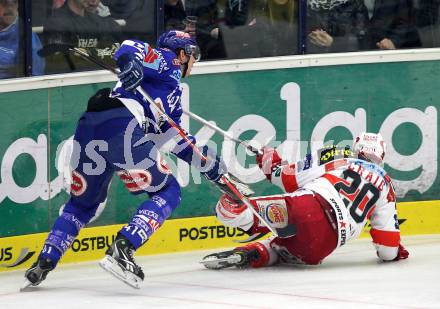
[117,54,144,91]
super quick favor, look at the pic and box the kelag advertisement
[0,60,438,241]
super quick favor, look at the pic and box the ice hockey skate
[99,234,145,289]
[21,258,55,291]
[201,248,259,270]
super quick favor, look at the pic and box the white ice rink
[1,235,439,309]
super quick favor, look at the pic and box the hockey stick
[38,44,296,238]
[182,110,262,155]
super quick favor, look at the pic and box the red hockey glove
[256,147,282,176]
[215,194,255,231]
[393,244,409,261]
[216,194,247,218]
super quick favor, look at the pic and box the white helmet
[353,132,386,166]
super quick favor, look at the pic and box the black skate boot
[99,233,144,289]
[22,257,55,290]
[201,248,260,270]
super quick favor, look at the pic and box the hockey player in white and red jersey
[201,132,409,269]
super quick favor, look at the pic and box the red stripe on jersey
[322,173,351,187]
[370,228,400,247]
[324,159,347,172]
[281,164,298,192]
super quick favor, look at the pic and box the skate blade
[200,254,242,270]
[99,256,142,289]
[19,279,34,292]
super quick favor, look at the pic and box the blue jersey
[111,39,183,134]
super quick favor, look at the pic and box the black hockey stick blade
[38,43,74,57]
[275,224,297,238]
[233,231,269,243]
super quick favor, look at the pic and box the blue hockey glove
[117,54,144,91]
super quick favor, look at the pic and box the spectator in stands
[214,0,272,58]
[223,0,250,26]
[0,0,45,79]
[415,0,440,47]
[101,0,155,42]
[307,0,368,53]
[266,0,298,55]
[42,0,122,74]
[359,0,421,49]
[102,0,137,19]
[86,0,111,17]
[165,0,187,31]
[184,0,226,59]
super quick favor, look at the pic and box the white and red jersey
[268,147,401,260]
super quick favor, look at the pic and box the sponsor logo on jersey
[138,209,160,220]
[117,169,152,192]
[319,146,355,165]
[0,247,35,268]
[264,203,288,228]
[179,225,246,241]
[172,58,180,66]
[71,170,87,196]
[255,199,288,228]
[329,197,347,246]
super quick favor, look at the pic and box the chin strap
[181,61,189,78]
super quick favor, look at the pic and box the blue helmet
[157,30,201,61]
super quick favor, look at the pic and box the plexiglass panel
[32,0,158,75]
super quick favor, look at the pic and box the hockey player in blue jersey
[23,30,245,289]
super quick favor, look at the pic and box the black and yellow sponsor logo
[319,146,355,165]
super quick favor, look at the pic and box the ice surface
[1,235,439,309]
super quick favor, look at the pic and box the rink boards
[0,199,439,272]
[1,50,440,274]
